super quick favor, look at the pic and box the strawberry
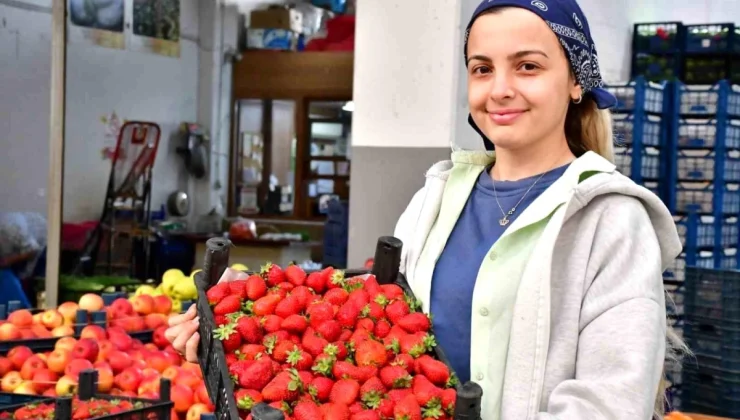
[316,320,342,342]
[347,289,370,308]
[355,339,388,367]
[235,388,263,410]
[262,262,287,286]
[213,295,242,316]
[330,379,361,406]
[246,274,268,300]
[302,331,330,358]
[235,316,263,344]
[229,280,249,299]
[355,365,379,383]
[214,314,228,326]
[311,353,336,377]
[378,398,395,419]
[226,353,239,366]
[416,356,450,386]
[240,358,274,390]
[381,284,405,300]
[362,275,382,298]
[392,354,416,371]
[374,319,392,338]
[336,302,362,329]
[327,342,349,360]
[239,343,266,360]
[327,269,346,289]
[360,376,386,397]
[399,333,433,358]
[357,318,375,331]
[287,347,314,371]
[263,314,284,333]
[332,360,360,380]
[349,402,365,414]
[440,388,456,414]
[385,300,410,325]
[262,369,304,402]
[411,375,442,407]
[282,314,309,334]
[214,323,242,352]
[380,366,412,389]
[321,402,351,420]
[291,285,314,308]
[352,410,381,420]
[273,340,298,362]
[397,313,431,334]
[206,282,230,304]
[394,394,422,420]
[361,302,386,320]
[350,328,372,348]
[276,295,303,318]
[305,270,328,293]
[294,401,322,420]
[307,301,335,328]
[254,294,283,316]
[229,359,254,380]
[324,288,350,306]
[285,264,307,286]
[310,376,335,402]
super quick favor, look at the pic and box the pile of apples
[0,324,213,420]
[0,292,179,342]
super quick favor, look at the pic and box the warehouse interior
[1,0,740,419]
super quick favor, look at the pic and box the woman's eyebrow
[466,49,549,65]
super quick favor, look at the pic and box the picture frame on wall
[68,0,126,49]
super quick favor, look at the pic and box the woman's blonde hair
[564,99,615,162]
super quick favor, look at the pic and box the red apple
[7,310,33,328]
[0,357,12,377]
[47,349,71,374]
[78,293,104,312]
[20,356,46,380]
[153,295,173,315]
[145,313,167,330]
[114,367,143,393]
[185,403,210,420]
[55,337,77,352]
[30,324,52,338]
[131,295,155,315]
[64,359,94,379]
[57,302,79,325]
[71,338,99,362]
[40,310,64,329]
[96,365,114,393]
[152,326,169,349]
[31,369,59,393]
[55,375,77,396]
[194,381,211,405]
[80,325,107,341]
[110,298,135,317]
[13,381,36,395]
[108,332,133,352]
[51,325,75,337]
[1,372,22,392]
[0,323,22,341]
[7,346,33,370]
[106,350,132,374]
[171,383,195,413]
[147,352,170,373]
[162,350,182,368]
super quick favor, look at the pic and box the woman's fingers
[170,318,199,355]
[167,304,196,328]
[217,267,249,284]
[185,331,200,363]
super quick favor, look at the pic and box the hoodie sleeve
[536,196,667,420]
[393,186,427,275]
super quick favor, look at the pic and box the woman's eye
[473,66,491,75]
[519,63,540,72]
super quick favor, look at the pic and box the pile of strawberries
[0,397,149,420]
[206,264,458,420]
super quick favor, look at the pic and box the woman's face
[466,8,581,152]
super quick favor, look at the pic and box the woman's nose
[489,72,516,102]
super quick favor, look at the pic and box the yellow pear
[162,269,185,284]
[135,285,157,296]
[231,263,249,271]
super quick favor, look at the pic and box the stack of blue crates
[604,76,669,199]
[322,199,349,268]
[666,81,740,275]
[682,266,740,417]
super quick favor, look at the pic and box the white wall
[631,0,740,24]
[0,1,52,214]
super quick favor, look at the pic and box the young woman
[166,0,684,418]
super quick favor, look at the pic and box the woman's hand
[164,268,247,363]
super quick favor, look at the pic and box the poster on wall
[128,0,181,57]
[68,0,126,50]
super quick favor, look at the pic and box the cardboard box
[246,28,301,51]
[250,8,303,34]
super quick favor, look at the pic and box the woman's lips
[488,109,526,125]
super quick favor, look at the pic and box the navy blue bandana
[464,0,617,150]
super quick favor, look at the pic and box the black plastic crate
[685,23,736,53]
[685,267,740,322]
[0,392,50,409]
[633,22,684,53]
[195,236,484,420]
[682,363,740,418]
[0,370,172,419]
[632,53,680,81]
[684,56,730,84]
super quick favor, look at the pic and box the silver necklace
[491,169,550,226]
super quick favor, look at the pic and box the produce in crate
[206,262,459,420]
[0,396,145,419]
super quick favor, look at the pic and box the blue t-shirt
[430,164,569,384]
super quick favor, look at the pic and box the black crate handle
[454,381,484,420]
[251,402,286,420]
[79,370,97,400]
[199,238,232,290]
[55,397,72,420]
[371,236,402,285]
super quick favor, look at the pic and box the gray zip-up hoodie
[393,151,682,420]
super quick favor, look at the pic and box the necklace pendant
[499,217,510,226]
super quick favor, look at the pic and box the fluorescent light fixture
[342,101,354,112]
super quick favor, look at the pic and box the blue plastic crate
[633,22,684,53]
[721,248,738,270]
[676,149,716,181]
[676,82,740,117]
[614,146,661,180]
[666,281,685,317]
[612,113,663,146]
[605,78,667,113]
[665,251,714,283]
[675,214,717,248]
[675,182,740,214]
[722,216,740,247]
[684,325,740,359]
[676,118,740,149]
[685,23,736,53]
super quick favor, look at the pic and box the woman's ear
[570,84,583,103]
